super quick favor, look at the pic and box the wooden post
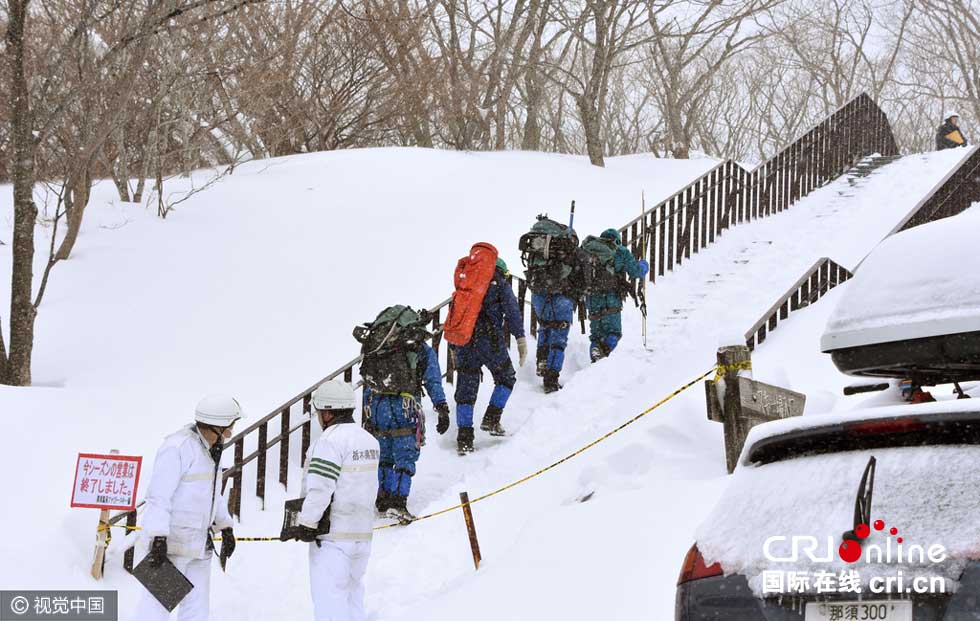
[279,406,290,489]
[708,345,806,473]
[90,448,119,579]
[123,510,137,574]
[302,394,312,468]
[256,422,268,509]
[459,492,482,570]
[717,346,752,474]
[233,438,244,519]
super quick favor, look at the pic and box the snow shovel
[132,554,193,612]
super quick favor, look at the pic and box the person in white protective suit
[282,379,380,621]
[130,395,242,621]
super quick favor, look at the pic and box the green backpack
[353,305,432,394]
[518,216,580,294]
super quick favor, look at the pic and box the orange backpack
[444,243,499,346]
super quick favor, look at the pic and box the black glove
[296,525,320,543]
[148,536,168,568]
[435,402,450,435]
[220,527,236,561]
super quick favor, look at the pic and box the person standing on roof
[282,379,379,621]
[355,305,449,523]
[442,256,527,455]
[581,229,649,362]
[936,112,969,150]
[131,395,241,621]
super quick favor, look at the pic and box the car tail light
[846,418,927,435]
[677,544,723,585]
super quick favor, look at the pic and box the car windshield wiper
[842,456,876,543]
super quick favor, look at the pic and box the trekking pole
[640,192,649,350]
[569,199,576,231]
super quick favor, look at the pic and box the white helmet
[195,394,243,426]
[312,379,356,411]
[946,111,961,121]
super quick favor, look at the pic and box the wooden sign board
[738,377,806,424]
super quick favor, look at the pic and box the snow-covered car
[675,399,980,620]
[821,208,980,384]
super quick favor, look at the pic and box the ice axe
[638,192,649,349]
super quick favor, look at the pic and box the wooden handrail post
[123,509,137,574]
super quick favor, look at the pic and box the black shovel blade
[133,555,194,612]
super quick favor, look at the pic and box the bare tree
[550,0,650,166]
[644,0,782,159]
[1,0,260,386]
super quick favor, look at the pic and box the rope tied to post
[375,366,716,530]
[713,359,752,383]
[105,367,717,537]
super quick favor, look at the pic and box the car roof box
[821,208,980,383]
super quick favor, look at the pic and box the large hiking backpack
[353,305,432,394]
[581,235,627,296]
[519,215,580,294]
[444,242,499,347]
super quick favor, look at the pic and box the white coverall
[300,420,380,621]
[131,424,233,621]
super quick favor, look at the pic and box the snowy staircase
[161,93,899,543]
[839,154,903,196]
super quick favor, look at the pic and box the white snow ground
[0,146,973,620]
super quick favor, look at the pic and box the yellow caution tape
[713,360,752,383]
[105,367,716,537]
[375,367,716,530]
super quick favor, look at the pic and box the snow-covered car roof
[820,205,980,353]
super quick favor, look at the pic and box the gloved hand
[220,527,236,561]
[296,525,320,543]
[148,536,168,568]
[435,402,450,435]
[637,260,650,278]
[517,337,528,367]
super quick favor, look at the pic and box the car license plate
[805,601,912,621]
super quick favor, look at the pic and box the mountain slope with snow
[0,146,972,620]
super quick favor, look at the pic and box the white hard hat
[195,394,243,426]
[312,379,356,411]
[947,110,961,120]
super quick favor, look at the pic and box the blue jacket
[613,244,645,280]
[473,270,526,343]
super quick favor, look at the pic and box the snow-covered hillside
[0,146,973,620]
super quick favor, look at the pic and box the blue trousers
[588,294,623,357]
[531,293,575,372]
[452,336,516,428]
[365,393,420,498]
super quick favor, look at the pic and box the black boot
[590,341,610,363]
[536,348,548,377]
[480,405,506,436]
[543,370,562,394]
[385,494,416,525]
[457,426,475,455]
[375,491,393,515]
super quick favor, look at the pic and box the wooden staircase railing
[111,93,899,552]
[744,257,854,351]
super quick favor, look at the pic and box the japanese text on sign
[70,454,142,511]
